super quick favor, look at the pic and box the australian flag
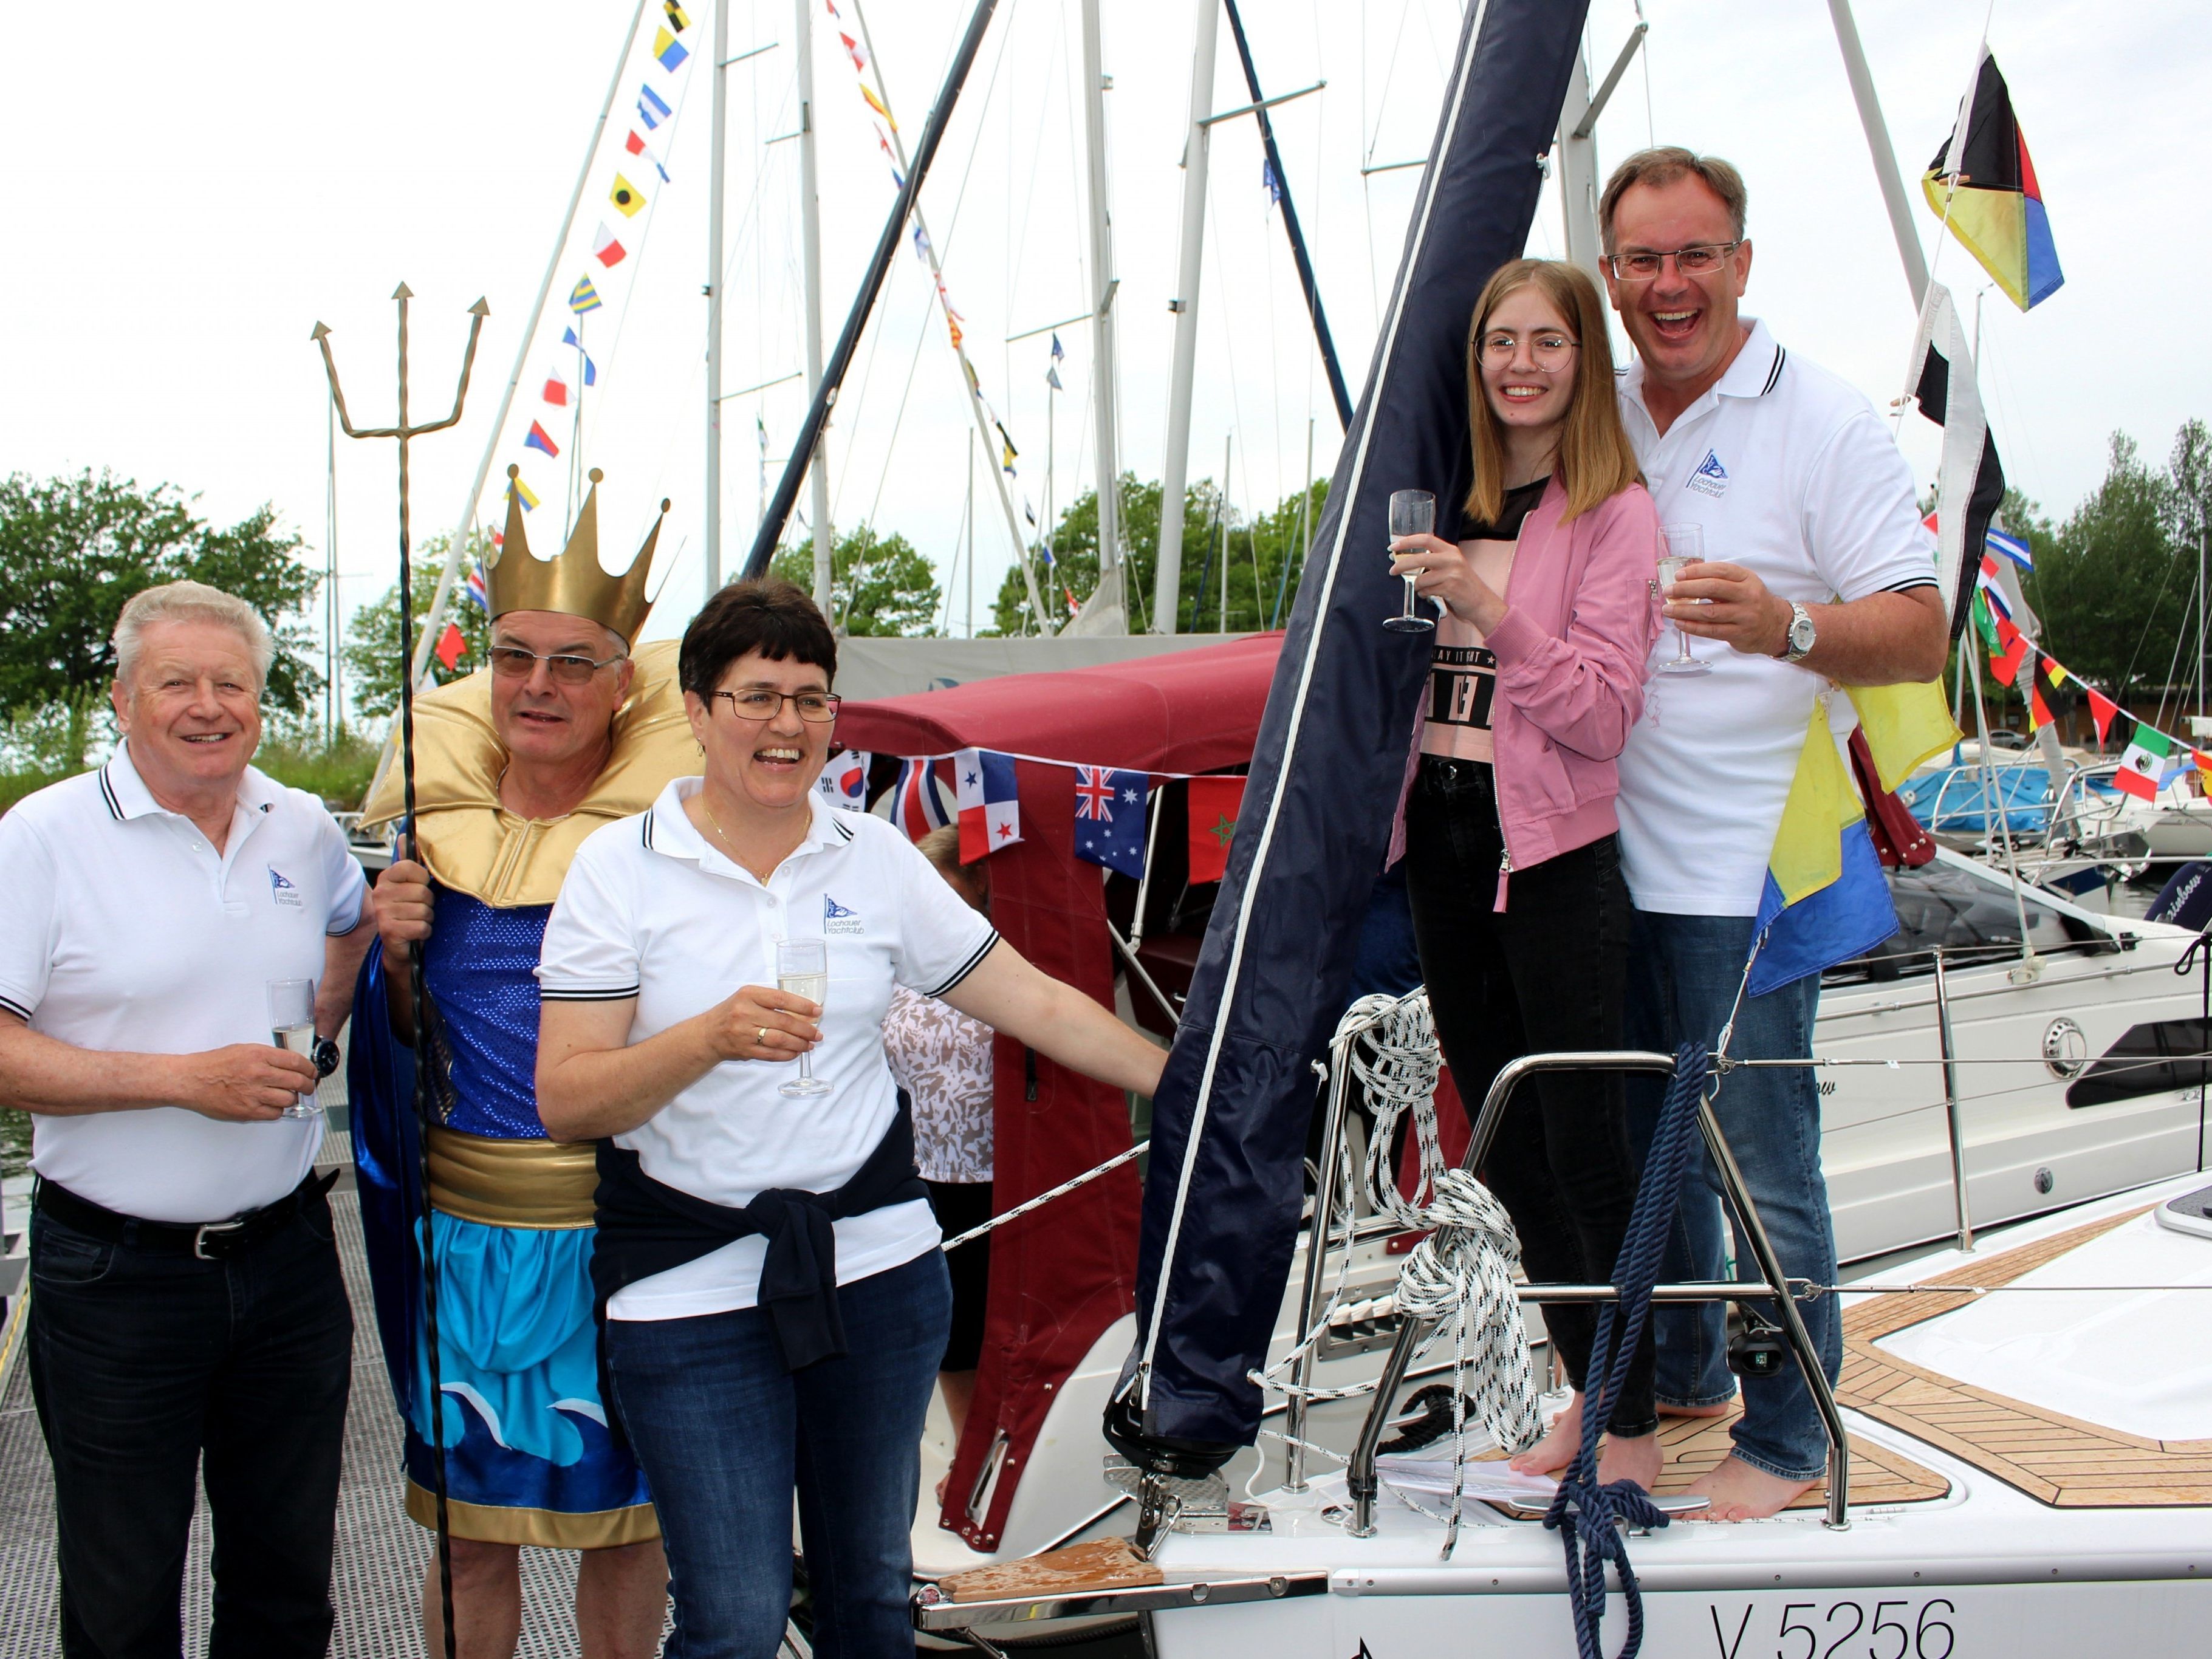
[1072,765,1150,879]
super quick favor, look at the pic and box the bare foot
[1509,1393,1583,1476]
[1595,1430,1661,1492]
[1683,1454,1817,1520]
[1657,1396,1733,1419]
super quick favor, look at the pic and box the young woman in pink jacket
[1389,257,1663,1489]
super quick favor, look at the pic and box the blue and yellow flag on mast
[1922,47,2063,311]
[1747,684,1959,996]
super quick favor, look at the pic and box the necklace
[696,790,801,883]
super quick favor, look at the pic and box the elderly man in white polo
[0,580,374,1658]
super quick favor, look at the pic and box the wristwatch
[312,1036,342,1079]
[1781,601,1817,663]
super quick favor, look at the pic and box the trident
[312,284,485,1659]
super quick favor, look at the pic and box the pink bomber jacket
[1393,474,1661,909]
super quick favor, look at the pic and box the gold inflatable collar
[488,464,667,646]
[358,638,700,908]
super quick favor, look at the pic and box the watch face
[1791,612,1817,652]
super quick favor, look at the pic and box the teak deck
[1835,1207,2212,1508]
[1648,1411,1950,1510]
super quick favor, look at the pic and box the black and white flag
[1906,280,2007,643]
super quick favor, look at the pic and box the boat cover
[1118,0,1592,1449]
[836,634,1280,1548]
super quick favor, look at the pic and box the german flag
[1923,47,2063,311]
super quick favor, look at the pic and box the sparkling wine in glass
[1655,523,1711,677]
[265,977,321,1120]
[1384,490,1437,635]
[776,939,831,1099]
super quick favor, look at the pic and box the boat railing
[1338,1048,1854,1535]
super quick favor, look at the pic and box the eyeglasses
[487,645,627,685]
[711,689,842,723]
[1604,242,1742,281]
[1478,331,1579,370]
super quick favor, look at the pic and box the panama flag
[890,758,951,840]
[592,223,628,267]
[2116,720,2172,801]
[955,748,1022,864]
[815,749,870,813]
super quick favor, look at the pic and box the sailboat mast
[796,0,834,612]
[1827,0,1930,307]
[705,0,731,596]
[1152,0,1220,636]
[1078,0,1125,629]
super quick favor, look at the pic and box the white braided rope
[1246,991,1542,1555]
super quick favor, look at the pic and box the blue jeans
[1623,909,1840,1483]
[604,1248,952,1659]
[27,1191,353,1659]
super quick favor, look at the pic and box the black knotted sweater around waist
[589,1106,928,1373]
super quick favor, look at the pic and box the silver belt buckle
[193,1219,248,1260]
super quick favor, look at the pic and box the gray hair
[113,581,275,691]
[1598,146,1749,253]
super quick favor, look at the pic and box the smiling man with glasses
[348,472,694,1659]
[1599,147,1949,1522]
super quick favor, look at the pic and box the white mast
[1152,0,1219,635]
[1554,46,1603,284]
[1069,0,1126,635]
[1827,0,1930,307]
[704,0,731,596]
[796,0,834,613]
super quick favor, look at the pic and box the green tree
[0,469,322,767]
[769,524,942,636]
[343,532,496,720]
[992,474,1326,637]
[2023,434,2186,703]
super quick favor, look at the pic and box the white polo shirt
[1614,319,1938,915]
[538,779,999,1321]
[0,744,368,1222]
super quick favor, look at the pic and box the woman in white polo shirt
[535,580,1166,1658]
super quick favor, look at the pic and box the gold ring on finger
[758,1027,770,1046]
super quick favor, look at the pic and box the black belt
[35,1169,338,1260]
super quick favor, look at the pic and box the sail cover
[1119,0,1592,1449]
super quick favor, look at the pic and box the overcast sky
[1,0,2200,692]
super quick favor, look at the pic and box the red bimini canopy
[835,634,1280,1551]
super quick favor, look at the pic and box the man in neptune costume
[351,467,688,1658]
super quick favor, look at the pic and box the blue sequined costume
[351,888,654,1548]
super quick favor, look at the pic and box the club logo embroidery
[823,894,863,935]
[1686,448,1729,498]
[269,867,304,909]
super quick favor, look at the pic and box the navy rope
[1544,1040,1706,1659]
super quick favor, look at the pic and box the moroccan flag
[1186,776,1247,883]
[434,622,467,671]
[1908,281,2005,643]
[593,223,628,267]
[2117,722,2171,801]
[610,174,647,217]
[1923,47,2063,312]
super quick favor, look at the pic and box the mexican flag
[2116,721,2171,800]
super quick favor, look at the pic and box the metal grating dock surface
[0,1184,605,1659]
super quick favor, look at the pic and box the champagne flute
[776,939,832,1099]
[1383,490,1438,634]
[1655,523,1712,677]
[265,978,321,1120]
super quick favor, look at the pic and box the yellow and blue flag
[653,28,689,72]
[1747,685,1959,995]
[1922,47,2062,312]
[569,275,602,313]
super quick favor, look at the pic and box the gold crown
[487,465,668,645]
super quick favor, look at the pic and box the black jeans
[27,1185,354,1659]
[1403,756,1655,1437]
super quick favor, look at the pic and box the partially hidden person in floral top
[883,824,996,1495]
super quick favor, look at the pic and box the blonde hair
[914,824,989,905]
[113,581,274,691]
[1464,259,1642,526]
